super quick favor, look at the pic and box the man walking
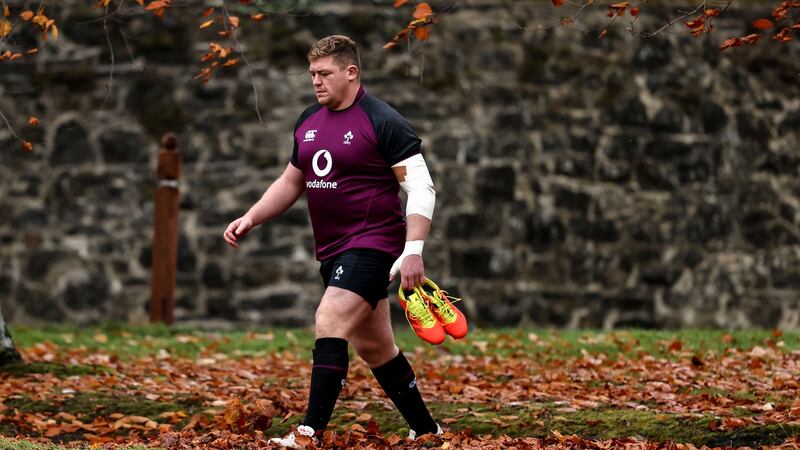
[223,35,455,447]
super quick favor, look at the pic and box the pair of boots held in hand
[398,277,468,345]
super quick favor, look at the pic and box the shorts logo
[334,265,344,280]
[303,129,317,142]
[312,149,333,177]
[343,131,353,145]
[408,378,417,389]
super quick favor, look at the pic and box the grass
[0,438,151,450]
[543,407,800,448]
[4,325,799,447]
[3,391,209,445]
[8,323,799,362]
[259,401,800,448]
[10,323,313,360]
[4,392,205,422]
[0,362,109,378]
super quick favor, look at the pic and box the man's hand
[390,254,425,290]
[223,216,253,248]
[389,240,425,290]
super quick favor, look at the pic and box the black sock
[302,337,349,432]
[371,351,438,435]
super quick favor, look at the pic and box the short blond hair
[307,35,361,70]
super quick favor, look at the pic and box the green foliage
[9,324,800,362]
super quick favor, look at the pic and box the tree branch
[639,0,727,38]
[100,10,116,111]
[222,0,264,126]
[119,26,143,72]
[0,101,25,146]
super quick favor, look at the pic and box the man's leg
[301,286,373,432]
[350,298,439,436]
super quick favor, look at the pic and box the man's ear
[347,65,359,81]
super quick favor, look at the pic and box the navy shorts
[319,248,396,309]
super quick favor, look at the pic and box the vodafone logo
[312,149,332,177]
[307,149,337,189]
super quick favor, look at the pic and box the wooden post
[149,133,181,325]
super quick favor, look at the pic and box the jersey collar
[328,85,365,112]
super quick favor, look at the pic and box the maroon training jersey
[291,86,422,261]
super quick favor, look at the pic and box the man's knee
[354,340,398,367]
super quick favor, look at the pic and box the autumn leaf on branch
[191,0,273,85]
[0,7,52,61]
[544,0,799,49]
[384,1,436,49]
[773,26,793,42]
[752,18,775,30]
[719,32,762,51]
[607,2,629,17]
[412,2,433,20]
[710,1,797,51]
[0,19,11,38]
[773,3,790,20]
[210,42,232,59]
[143,0,171,18]
[145,0,170,11]
[681,5,726,38]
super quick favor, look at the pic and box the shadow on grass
[323,401,799,447]
[0,362,110,378]
[4,391,210,442]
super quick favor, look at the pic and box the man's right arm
[223,163,305,248]
[244,163,305,226]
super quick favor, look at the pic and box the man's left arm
[389,153,435,290]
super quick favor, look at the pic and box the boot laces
[428,290,460,323]
[406,293,437,328]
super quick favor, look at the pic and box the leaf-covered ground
[2,325,800,449]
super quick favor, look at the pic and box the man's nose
[312,74,321,85]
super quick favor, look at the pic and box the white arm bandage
[392,153,435,220]
[389,240,423,278]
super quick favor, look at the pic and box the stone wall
[1,1,798,329]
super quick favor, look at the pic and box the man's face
[309,56,357,109]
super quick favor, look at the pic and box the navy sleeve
[291,104,322,167]
[359,95,422,166]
